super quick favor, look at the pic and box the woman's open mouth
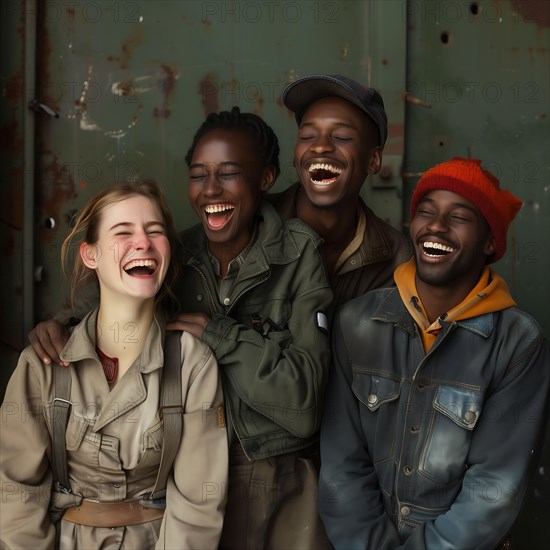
[123,259,158,276]
[204,203,235,229]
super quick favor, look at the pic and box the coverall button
[464,411,477,424]
[223,298,230,306]
[350,259,357,265]
[197,294,203,302]
[401,506,411,517]
[367,393,378,405]
[403,465,413,476]
[112,482,121,488]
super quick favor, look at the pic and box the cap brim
[282,75,368,123]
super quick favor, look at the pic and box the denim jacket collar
[372,287,495,339]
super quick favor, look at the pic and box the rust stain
[109,25,145,69]
[5,65,24,111]
[153,64,177,119]
[511,0,550,28]
[384,123,405,155]
[388,123,404,139]
[198,74,219,116]
[153,106,171,118]
[36,8,61,112]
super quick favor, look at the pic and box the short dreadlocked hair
[185,106,280,179]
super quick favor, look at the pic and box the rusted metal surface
[512,0,550,28]
[19,0,408,321]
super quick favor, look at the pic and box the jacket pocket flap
[352,373,400,411]
[44,403,89,451]
[143,420,164,451]
[433,386,483,430]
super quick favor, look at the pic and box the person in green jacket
[27,107,333,549]
[170,107,333,549]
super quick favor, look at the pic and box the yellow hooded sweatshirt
[394,258,517,353]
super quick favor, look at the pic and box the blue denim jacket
[319,286,549,549]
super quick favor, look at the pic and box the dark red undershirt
[96,347,119,384]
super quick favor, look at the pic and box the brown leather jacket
[268,183,412,308]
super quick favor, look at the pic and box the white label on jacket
[316,312,328,331]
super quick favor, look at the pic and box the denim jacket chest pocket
[419,385,484,485]
[352,372,401,464]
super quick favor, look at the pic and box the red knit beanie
[410,157,522,263]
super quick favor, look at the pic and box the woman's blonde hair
[61,180,180,311]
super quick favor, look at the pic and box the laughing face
[410,190,495,293]
[188,129,275,255]
[80,195,170,303]
[293,97,382,209]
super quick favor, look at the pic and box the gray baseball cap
[282,74,388,146]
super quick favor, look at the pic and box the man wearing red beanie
[319,157,549,549]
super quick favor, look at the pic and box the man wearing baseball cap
[270,74,411,308]
[319,157,549,548]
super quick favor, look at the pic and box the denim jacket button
[403,465,413,476]
[464,411,477,424]
[401,506,411,517]
[223,298,230,306]
[367,393,378,405]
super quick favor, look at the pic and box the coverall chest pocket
[139,420,164,469]
[419,385,484,485]
[352,372,401,464]
[45,404,99,466]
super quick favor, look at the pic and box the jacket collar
[61,307,166,374]
[268,182,395,269]
[180,200,301,276]
[372,287,495,339]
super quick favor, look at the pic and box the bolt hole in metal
[470,2,479,16]
[440,31,450,45]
